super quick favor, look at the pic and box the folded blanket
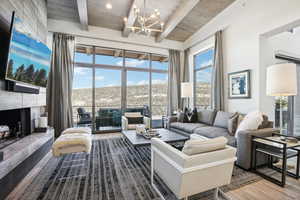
[52,133,92,157]
[62,127,92,135]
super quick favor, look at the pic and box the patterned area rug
[18,137,262,200]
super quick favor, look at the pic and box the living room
[0,0,300,200]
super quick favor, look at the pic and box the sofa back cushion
[213,111,235,129]
[182,136,227,156]
[197,109,216,125]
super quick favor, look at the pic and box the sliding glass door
[72,45,168,133]
[94,68,122,131]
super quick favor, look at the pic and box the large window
[194,48,214,109]
[72,45,168,132]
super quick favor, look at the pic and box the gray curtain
[181,48,190,110]
[167,49,181,116]
[47,33,75,137]
[212,30,225,111]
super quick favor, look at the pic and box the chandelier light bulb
[160,22,164,26]
[123,17,128,22]
[106,2,112,9]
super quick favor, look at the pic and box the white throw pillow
[182,136,227,156]
[62,127,92,135]
[124,112,142,118]
[235,111,263,138]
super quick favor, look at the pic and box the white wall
[48,19,184,55]
[259,29,300,120]
[184,0,300,115]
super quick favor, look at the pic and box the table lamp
[181,82,193,110]
[266,63,297,134]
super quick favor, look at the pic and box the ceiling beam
[76,0,89,30]
[114,50,122,57]
[122,0,143,37]
[160,57,168,62]
[138,53,147,60]
[156,0,200,42]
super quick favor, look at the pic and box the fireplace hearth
[0,108,31,150]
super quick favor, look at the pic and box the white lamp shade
[266,63,297,96]
[181,82,193,98]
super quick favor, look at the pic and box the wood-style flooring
[6,133,300,200]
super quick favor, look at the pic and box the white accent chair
[122,112,151,130]
[151,138,237,200]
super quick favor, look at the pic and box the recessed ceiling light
[106,2,112,9]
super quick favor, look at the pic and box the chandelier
[124,0,164,35]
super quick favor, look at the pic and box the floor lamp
[266,63,297,134]
[181,82,193,110]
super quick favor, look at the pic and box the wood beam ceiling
[156,0,199,42]
[76,0,89,30]
[122,0,143,37]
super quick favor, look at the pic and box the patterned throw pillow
[183,107,198,123]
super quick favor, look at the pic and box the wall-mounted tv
[5,15,51,88]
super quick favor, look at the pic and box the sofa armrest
[122,116,128,130]
[236,128,279,169]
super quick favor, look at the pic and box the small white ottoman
[52,127,92,157]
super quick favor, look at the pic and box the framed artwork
[228,70,251,99]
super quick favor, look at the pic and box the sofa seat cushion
[194,126,229,138]
[170,122,207,133]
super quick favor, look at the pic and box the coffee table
[122,128,189,147]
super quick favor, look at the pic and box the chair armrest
[236,128,279,169]
[122,116,128,130]
[143,117,151,129]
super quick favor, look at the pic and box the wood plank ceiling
[47,0,236,42]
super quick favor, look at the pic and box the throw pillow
[228,113,239,136]
[177,112,185,122]
[235,111,264,138]
[182,136,228,156]
[183,107,198,123]
[62,127,91,135]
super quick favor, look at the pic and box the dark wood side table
[251,133,300,187]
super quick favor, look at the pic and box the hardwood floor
[6,133,300,200]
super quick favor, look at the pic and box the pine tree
[6,59,14,78]
[15,64,25,81]
[24,64,35,82]
[34,69,47,86]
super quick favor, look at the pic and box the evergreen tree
[24,64,35,82]
[34,69,47,86]
[6,59,14,78]
[15,64,25,81]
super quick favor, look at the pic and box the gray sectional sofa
[168,109,278,170]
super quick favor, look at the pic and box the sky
[8,29,51,74]
[73,49,213,89]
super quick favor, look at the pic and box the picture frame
[228,70,251,99]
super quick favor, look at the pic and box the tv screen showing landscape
[5,18,51,87]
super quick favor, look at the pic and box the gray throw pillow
[177,112,185,122]
[197,109,217,125]
[213,111,236,129]
[228,113,239,136]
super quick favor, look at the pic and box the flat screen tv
[5,15,51,88]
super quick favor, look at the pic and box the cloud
[137,80,149,85]
[74,68,87,75]
[200,60,213,67]
[95,75,104,81]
